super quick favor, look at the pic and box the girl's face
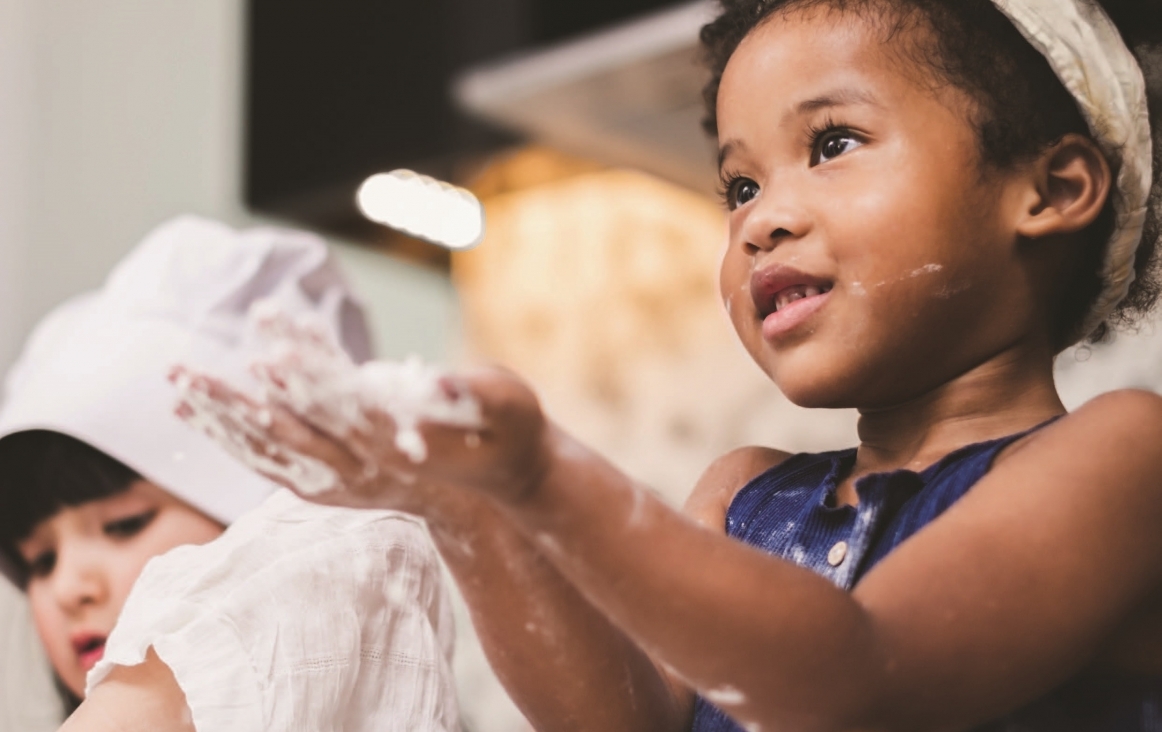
[718,9,1044,409]
[16,480,223,698]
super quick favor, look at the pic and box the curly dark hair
[700,0,1162,347]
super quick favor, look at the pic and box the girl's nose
[50,545,107,614]
[738,184,812,254]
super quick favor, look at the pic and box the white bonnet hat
[0,216,371,563]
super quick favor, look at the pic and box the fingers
[169,359,546,507]
[170,367,365,497]
[250,352,373,449]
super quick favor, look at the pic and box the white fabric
[990,0,1153,341]
[0,215,372,584]
[86,489,459,732]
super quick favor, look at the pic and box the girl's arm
[183,370,1162,732]
[426,488,691,732]
[59,650,194,732]
[174,370,696,731]
[425,441,785,732]
[493,389,1162,732]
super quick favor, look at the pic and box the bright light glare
[356,170,485,250]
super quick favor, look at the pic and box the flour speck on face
[909,263,943,277]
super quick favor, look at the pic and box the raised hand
[170,302,553,513]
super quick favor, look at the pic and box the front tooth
[774,285,823,312]
[776,288,797,311]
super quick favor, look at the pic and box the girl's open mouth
[751,265,834,340]
[72,633,107,671]
[762,287,833,340]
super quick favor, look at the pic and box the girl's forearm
[425,488,690,732]
[498,430,887,732]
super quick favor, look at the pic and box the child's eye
[720,176,761,211]
[103,510,157,539]
[27,550,56,579]
[813,129,863,164]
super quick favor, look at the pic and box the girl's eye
[27,550,56,579]
[814,130,863,164]
[722,177,760,210]
[103,510,157,539]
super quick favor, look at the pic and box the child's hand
[170,363,553,514]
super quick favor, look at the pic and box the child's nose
[50,545,107,614]
[739,186,812,254]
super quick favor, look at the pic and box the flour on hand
[173,368,344,496]
[174,299,483,496]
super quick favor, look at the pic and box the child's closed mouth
[751,265,834,340]
[72,632,107,671]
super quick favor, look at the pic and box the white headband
[990,0,1153,341]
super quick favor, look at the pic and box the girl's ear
[1014,133,1112,240]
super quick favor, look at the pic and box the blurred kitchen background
[1,1,1160,730]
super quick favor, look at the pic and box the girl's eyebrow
[718,139,748,170]
[794,87,882,116]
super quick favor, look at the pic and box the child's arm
[183,369,1162,732]
[425,487,692,731]
[415,440,787,732]
[59,650,194,732]
[480,391,1162,731]
[495,389,1162,732]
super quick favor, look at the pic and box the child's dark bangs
[0,430,140,579]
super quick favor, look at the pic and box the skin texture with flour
[177,6,1162,732]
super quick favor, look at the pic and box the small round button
[827,541,848,567]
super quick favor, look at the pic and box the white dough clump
[175,299,483,496]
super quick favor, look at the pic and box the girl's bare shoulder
[1070,387,1162,424]
[1012,389,1162,470]
[683,445,794,531]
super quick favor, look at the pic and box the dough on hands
[174,300,483,497]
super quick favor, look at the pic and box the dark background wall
[245,0,680,247]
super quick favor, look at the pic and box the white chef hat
[0,215,371,582]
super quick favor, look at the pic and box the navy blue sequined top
[691,425,1162,732]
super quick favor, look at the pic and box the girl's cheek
[720,262,752,331]
[27,585,58,641]
[28,588,76,688]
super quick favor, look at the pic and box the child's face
[16,480,223,698]
[717,9,1044,409]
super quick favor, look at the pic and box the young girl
[0,216,458,731]
[176,0,1162,729]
